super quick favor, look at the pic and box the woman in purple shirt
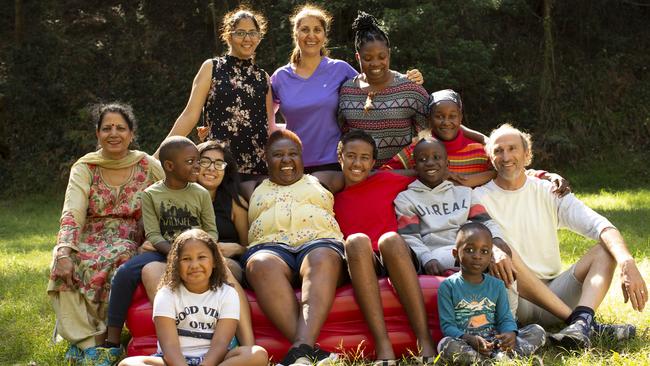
[271,4,422,173]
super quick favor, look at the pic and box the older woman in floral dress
[48,102,163,365]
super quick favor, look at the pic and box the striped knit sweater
[338,72,429,167]
[381,129,491,174]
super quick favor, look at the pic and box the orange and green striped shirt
[381,129,491,174]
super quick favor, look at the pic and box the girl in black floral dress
[157,7,275,180]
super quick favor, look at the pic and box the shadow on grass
[561,151,650,195]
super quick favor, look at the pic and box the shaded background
[2,0,649,193]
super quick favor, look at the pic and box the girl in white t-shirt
[119,229,268,366]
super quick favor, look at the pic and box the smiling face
[414,140,448,189]
[490,131,529,188]
[96,112,133,159]
[227,17,261,59]
[178,239,215,293]
[430,101,462,141]
[453,229,493,281]
[339,139,375,187]
[295,16,326,58]
[357,39,391,85]
[267,138,304,186]
[198,149,225,192]
[167,144,201,185]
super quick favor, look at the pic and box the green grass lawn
[1,162,649,365]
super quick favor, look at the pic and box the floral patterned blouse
[248,175,343,246]
[48,157,162,304]
[203,55,269,175]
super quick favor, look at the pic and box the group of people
[47,4,647,366]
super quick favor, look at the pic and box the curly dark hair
[158,229,228,291]
[351,11,390,52]
[197,140,245,208]
[220,7,268,45]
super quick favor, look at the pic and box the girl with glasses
[138,140,257,350]
[157,7,274,182]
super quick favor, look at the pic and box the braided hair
[351,11,390,52]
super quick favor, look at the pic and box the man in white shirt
[473,124,647,348]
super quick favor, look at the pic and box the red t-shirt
[334,171,415,251]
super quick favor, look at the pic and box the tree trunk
[15,0,24,46]
[539,0,556,127]
[209,0,222,56]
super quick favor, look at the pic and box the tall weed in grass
[0,157,649,365]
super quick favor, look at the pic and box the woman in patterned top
[158,7,274,181]
[48,103,164,365]
[338,12,430,167]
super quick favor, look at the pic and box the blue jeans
[107,251,166,327]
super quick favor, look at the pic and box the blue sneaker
[64,344,84,365]
[81,346,124,366]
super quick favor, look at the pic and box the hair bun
[352,11,379,34]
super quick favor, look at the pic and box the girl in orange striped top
[382,89,496,187]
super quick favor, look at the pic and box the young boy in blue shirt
[437,222,546,364]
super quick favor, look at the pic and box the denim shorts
[152,337,238,364]
[152,352,203,366]
[240,238,345,273]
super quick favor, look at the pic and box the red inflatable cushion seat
[126,276,445,361]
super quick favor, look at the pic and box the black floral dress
[203,55,269,175]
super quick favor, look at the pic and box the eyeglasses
[199,157,227,170]
[231,30,261,39]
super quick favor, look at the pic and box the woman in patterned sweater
[338,11,429,167]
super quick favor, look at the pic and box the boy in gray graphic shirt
[394,138,509,275]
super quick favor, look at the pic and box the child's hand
[423,259,446,275]
[197,126,209,142]
[138,241,156,254]
[462,334,493,355]
[495,332,516,352]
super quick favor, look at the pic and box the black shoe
[549,319,592,349]
[278,344,311,366]
[592,322,636,341]
[310,345,338,365]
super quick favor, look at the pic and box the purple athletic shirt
[271,57,358,167]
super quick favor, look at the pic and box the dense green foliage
[2,0,649,192]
